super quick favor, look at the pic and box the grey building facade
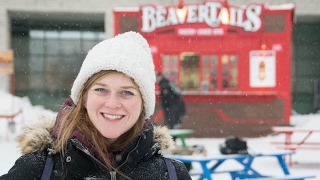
[0,0,319,113]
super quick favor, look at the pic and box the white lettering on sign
[177,28,224,36]
[178,28,197,36]
[141,2,262,33]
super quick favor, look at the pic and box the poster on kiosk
[113,0,295,137]
[249,50,276,88]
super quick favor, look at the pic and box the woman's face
[85,72,142,143]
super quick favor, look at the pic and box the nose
[104,93,121,108]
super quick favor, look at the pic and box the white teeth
[103,114,122,120]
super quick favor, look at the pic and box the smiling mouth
[102,113,124,120]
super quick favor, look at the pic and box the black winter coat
[0,118,191,180]
[158,77,185,129]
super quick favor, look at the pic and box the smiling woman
[85,71,143,144]
[0,32,191,180]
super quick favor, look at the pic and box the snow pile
[0,91,57,140]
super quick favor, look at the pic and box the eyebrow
[94,82,106,87]
[93,82,139,90]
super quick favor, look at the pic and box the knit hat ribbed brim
[71,31,155,118]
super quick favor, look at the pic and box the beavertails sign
[114,1,295,37]
[141,2,263,33]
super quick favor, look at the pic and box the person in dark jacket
[0,32,191,180]
[156,72,186,129]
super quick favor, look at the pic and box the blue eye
[95,88,107,93]
[121,90,134,96]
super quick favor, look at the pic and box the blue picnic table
[165,151,315,180]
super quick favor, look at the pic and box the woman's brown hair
[53,70,146,172]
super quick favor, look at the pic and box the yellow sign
[0,50,14,74]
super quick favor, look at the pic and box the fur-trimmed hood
[16,117,175,155]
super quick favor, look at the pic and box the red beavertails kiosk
[113,1,295,137]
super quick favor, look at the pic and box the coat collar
[16,117,175,157]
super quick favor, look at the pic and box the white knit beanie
[71,31,155,118]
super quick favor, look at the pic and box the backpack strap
[164,158,178,180]
[41,151,178,180]
[41,151,54,180]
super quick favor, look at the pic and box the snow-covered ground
[0,91,319,179]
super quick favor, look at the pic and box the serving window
[161,54,179,85]
[200,55,218,91]
[200,54,238,91]
[160,52,238,92]
[180,53,200,91]
[222,54,238,89]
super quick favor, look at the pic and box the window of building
[200,55,218,91]
[161,54,179,85]
[221,54,238,89]
[180,53,200,91]
[28,30,105,94]
[200,54,238,91]
[13,29,104,110]
[160,53,238,92]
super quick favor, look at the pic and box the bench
[275,144,320,151]
[169,129,194,148]
[165,151,304,180]
[271,126,320,166]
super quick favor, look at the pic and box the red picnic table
[271,126,320,166]
[0,109,23,141]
